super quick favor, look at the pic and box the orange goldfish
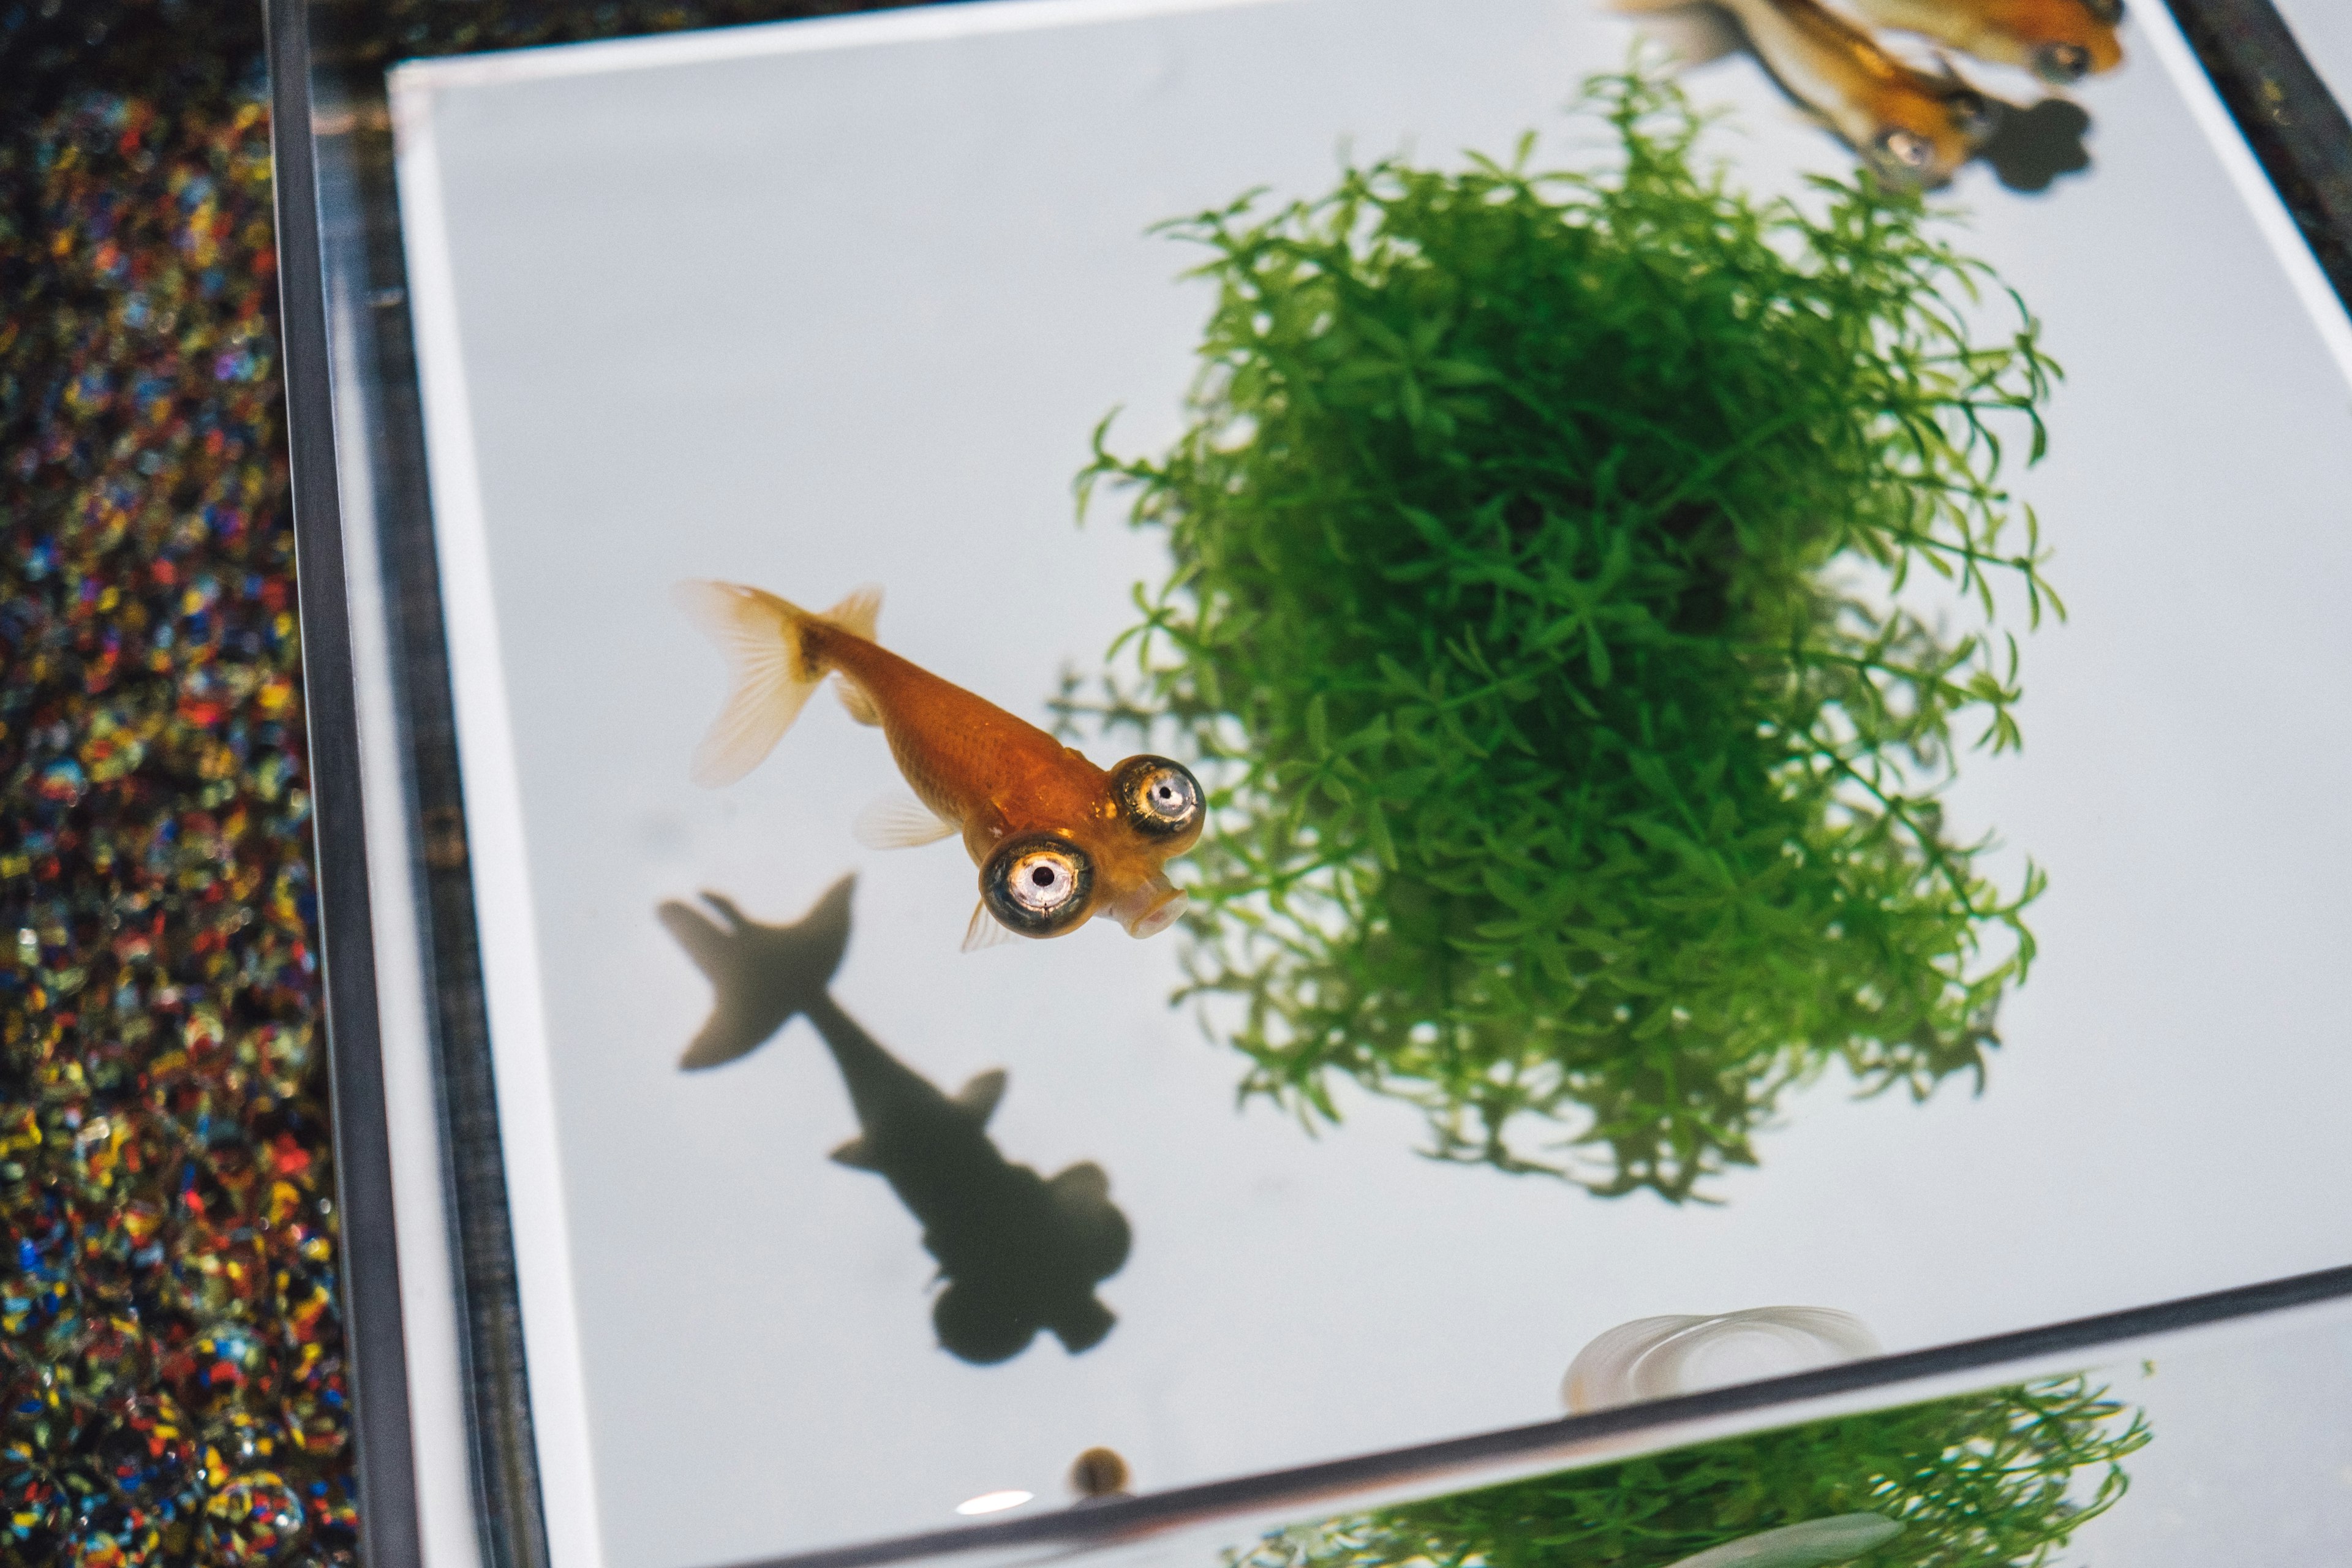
[675,581,1204,950]
[1850,0,2124,84]
[1620,0,1997,186]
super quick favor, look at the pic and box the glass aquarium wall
[1204,1292,2352,1568]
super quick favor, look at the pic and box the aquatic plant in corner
[1068,69,2062,1201]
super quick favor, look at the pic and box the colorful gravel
[0,62,353,1568]
[0,4,891,1562]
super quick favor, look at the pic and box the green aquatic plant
[1069,69,2060,1200]
[1233,1376,2149,1568]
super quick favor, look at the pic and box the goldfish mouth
[1108,878,1188,939]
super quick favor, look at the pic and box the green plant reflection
[1233,1376,2147,1568]
[1070,69,2060,1200]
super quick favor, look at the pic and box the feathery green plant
[1231,1376,2148,1568]
[1068,69,2060,1200]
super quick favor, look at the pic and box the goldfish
[1618,0,1998,186]
[674,581,1204,949]
[663,876,1131,1361]
[1849,0,2124,84]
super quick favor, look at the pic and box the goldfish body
[1849,0,2123,84]
[675,581,1204,949]
[1619,0,1997,186]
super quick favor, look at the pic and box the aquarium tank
[1072,70,2062,1201]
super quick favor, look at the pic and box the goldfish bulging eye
[2032,42,2092,82]
[2081,0,2123,21]
[1110,755,1204,843]
[1870,127,1936,179]
[981,834,1096,937]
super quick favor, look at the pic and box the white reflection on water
[1561,1306,1881,1413]
[1660,1514,1904,1568]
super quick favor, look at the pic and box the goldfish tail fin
[673,580,823,788]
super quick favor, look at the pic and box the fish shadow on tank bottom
[659,875,1132,1363]
[1973,96,2093,193]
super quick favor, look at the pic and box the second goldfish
[1619,0,1999,186]
[1852,0,2124,85]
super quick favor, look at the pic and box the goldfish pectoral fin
[952,1069,1007,1125]
[854,795,958,850]
[961,901,1020,953]
[829,1136,881,1170]
[821,583,883,643]
[673,579,821,788]
[834,674,882,726]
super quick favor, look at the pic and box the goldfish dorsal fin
[829,1136,880,1170]
[856,795,957,850]
[822,584,883,643]
[961,901,1019,953]
[952,1069,1006,1124]
[673,580,821,787]
[835,674,882,726]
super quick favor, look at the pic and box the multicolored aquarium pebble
[0,74,348,1567]
[0,4,927,1561]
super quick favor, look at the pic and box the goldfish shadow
[1973,96,2093,193]
[659,875,1131,1364]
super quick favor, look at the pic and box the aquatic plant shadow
[660,875,1131,1363]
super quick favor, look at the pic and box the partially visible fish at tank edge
[1611,0,1999,184]
[1850,0,2123,85]
[1610,0,2105,192]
